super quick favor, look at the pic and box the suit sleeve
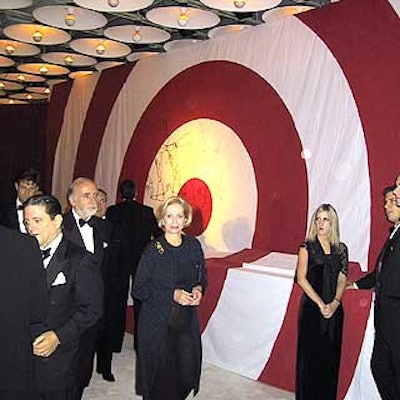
[147,208,162,239]
[55,253,104,344]
[356,269,376,290]
[27,237,49,326]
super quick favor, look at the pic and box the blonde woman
[133,196,207,400]
[295,204,348,400]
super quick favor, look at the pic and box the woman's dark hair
[23,195,62,219]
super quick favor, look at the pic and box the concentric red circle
[178,178,212,236]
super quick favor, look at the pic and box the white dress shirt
[16,199,27,233]
[42,233,63,269]
[72,208,95,254]
[389,222,400,240]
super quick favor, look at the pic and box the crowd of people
[2,167,400,400]
[0,169,206,400]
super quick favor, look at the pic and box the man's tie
[79,218,94,227]
[41,248,51,260]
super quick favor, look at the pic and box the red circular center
[178,178,212,237]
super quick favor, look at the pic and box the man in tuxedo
[63,177,112,391]
[24,194,103,400]
[0,225,48,400]
[106,179,161,351]
[95,188,107,219]
[349,185,400,399]
[0,168,40,232]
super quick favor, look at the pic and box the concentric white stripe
[202,268,294,379]
[52,73,99,207]
[344,300,380,399]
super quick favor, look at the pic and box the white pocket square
[103,242,108,248]
[52,272,67,286]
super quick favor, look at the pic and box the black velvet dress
[295,239,348,400]
[133,235,207,400]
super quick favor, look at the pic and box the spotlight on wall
[233,0,246,8]
[0,82,5,89]
[108,0,120,7]
[26,94,33,100]
[44,87,51,94]
[95,43,106,55]
[32,30,43,43]
[177,8,189,27]
[132,27,141,43]
[65,7,76,27]
[8,99,14,104]
[5,44,15,55]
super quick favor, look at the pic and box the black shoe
[101,372,115,382]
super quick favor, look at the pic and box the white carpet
[83,334,294,400]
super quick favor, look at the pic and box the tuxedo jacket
[0,201,19,230]
[62,210,111,270]
[0,226,48,399]
[34,237,103,391]
[62,210,111,387]
[357,227,400,336]
[106,200,161,276]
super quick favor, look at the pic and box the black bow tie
[41,248,51,260]
[79,218,94,228]
[17,205,23,211]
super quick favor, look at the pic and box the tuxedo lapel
[377,226,400,275]
[90,217,108,263]
[93,226,103,260]
[63,211,85,249]
[377,237,391,274]
[45,239,69,288]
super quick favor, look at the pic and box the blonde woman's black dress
[133,235,207,400]
[296,239,348,400]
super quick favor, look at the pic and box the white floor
[83,334,294,400]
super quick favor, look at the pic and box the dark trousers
[371,331,400,400]
[96,344,113,375]
[39,387,79,400]
[76,324,99,389]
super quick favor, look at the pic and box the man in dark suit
[62,177,111,391]
[106,179,161,351]
[0,225,48,400]
[95,188,107,219]
[0,168,40,232]
[24,194,103,400]
[349,185,400,399]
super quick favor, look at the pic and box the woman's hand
[322,301,339,319]
[319,303,329,318]
[173,289,194,306]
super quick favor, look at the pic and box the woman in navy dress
[295,204,348,399]
[133,196,207,400]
